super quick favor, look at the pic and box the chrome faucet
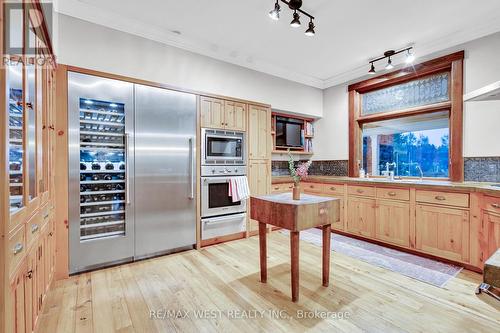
[385,162,397,181]
[415,164,424,181]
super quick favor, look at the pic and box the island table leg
[322,224,331,287]
[291,231,300,302]
[259,222,267,283]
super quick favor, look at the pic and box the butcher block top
[250,193,340,232]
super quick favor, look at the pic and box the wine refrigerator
[68,72,197,273]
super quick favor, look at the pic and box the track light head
[268,1,281,20]
[385,57,394,70]
[290,11,301,28]
[405,49,415,64]
[368,63,376,75]
[305,20,315,36]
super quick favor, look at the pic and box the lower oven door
[201,213,247,240]
[202,177,247,217]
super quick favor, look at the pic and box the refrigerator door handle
[189,137,195,200]
[125,132,131,205]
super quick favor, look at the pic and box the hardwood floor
[37,232,500,333]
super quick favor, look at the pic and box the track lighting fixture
[405,49,415,64]
[268,0,316,36]
[385,57,394,70]
[368,63,376,75]
[290,11,301,27]
[305,20,315,36]
[367,47,415,75]
[268,1,281,20]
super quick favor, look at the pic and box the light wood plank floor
[37,232,500,333]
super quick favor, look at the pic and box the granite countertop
[272,175,500,196]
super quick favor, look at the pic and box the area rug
[280,229,463,288]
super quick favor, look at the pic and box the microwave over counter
[202,128,245,165]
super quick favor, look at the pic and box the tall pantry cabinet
[247,104,272,233]
[1,2,58,333]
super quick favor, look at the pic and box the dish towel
[229,176,250,202]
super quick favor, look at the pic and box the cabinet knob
[27,270,33,279]
[357,189,364,194]
[31,224,39,233]
[330,187,336,191]
[13,243,23,255]
[388,191,397,197]
[492,203,500,208]
[435,195,446,201]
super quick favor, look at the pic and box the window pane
[362,111,449,178]
[361,73,450,115]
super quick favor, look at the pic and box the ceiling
[55,0,500,89]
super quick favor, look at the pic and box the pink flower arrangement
[288,150,312,185]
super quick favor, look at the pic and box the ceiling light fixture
[367,47,415,75]
[268,1,281,20]
[268,0,316,36]
[305,19,315,36]
[290,10,301,27]
[368,63,376,75]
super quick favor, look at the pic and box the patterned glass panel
[362,73,450,115]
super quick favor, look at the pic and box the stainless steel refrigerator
[68,72,197,274]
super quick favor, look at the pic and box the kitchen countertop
[272,176,500,197]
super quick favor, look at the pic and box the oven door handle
[203,213,246,226]
[189,137,195,200]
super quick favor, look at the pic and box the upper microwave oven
[202,129,245,165]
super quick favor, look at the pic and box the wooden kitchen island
[250,193,341,302]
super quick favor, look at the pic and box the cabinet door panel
[200,97,224,129]
[10,263,26,333]
[248,160,270,231]
[375,200,410,247]
[347,197,376,238]
[224,101,246,131]
[416,205,469,262]
[248,105,270,159]
[485,212,500,260]
[324,195,344,231]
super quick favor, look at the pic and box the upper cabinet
[200,96,247,131]
[248,104,271,160]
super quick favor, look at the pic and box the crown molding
[56,0,500,91]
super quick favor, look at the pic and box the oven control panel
[201,165,247,177]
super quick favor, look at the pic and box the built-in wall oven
[201,129,247,240]
[202,129,245,165]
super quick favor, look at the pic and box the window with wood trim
[348,51,464,181]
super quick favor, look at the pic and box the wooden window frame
[348,51,464,182]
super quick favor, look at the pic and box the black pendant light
[268,0,316,36]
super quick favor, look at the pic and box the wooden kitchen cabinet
[248,160,271,231]
[416,204,470,262]
[200,96,225,129]
[347,196,376,238]
[375,200,410,247]
[9,263,27,333]
[200,97,247,131]
[248,104,271,159]
[224,101,246,131]
[483,211,500,261]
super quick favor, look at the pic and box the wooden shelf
[272,150,313,155]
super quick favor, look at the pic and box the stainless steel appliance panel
[68,72,135,274]
[134,84,197,258]
[201,129,245,165]
[201,213,247,240]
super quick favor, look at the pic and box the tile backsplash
[272,160,348,177]
[273,157,500,183]
[464,157,500,183]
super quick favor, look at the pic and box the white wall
[56,14,323,117]
[314,32,500,160]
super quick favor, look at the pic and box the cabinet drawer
[271,183,294,193]
[483,195,500,214]
[416,190,469,208]
[376,187,410,201]
[9,224,26,276]
[323,184,344,196]
[26,212,42,249]
[303,182,323,194]
[348,185,375,197]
